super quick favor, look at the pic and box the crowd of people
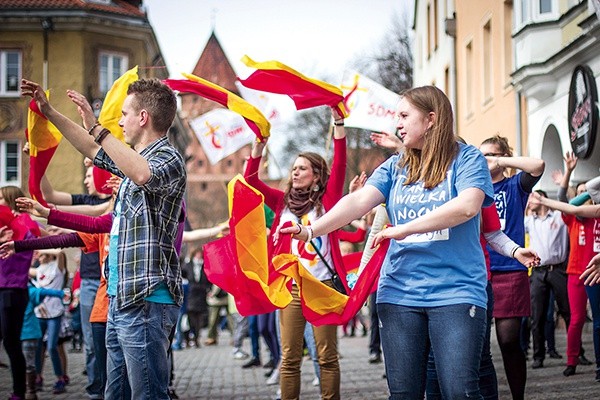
[0,76,599,400]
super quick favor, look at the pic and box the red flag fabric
[203,176,291,316]
[26,93,62,207]
[272,222,389,326]
[203,177,389,325]
[238,55,349,119]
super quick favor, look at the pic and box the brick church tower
[180,31,267,230]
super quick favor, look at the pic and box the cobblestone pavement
[1,323,597,399]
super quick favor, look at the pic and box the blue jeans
[584,284,600,369]
[105,299,178,400]
[80,278,103,398]
[427,282,497,400]
[379,302,486,400]
[248,315,260,359]
[36,316,63,378]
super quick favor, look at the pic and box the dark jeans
[258,312,280,363]
[0,288,28,397]
[91,322,111,398]
[530,264,570,361]
[369,292,381,356]
[584,284,600,369]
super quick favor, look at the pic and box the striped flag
[26,92,62,207]
[239,55,349,119]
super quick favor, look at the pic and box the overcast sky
[143,0,409,81]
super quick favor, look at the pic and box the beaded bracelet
[306,226,314,243]
[87,122,101,135]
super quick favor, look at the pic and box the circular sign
[568,65,598,159]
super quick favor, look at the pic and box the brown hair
[127,79,177,133]
[0,186,25,211]
[399,86,458,189]
[283,152,330,217]
[481,135,513,157]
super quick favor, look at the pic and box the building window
[0,140,21,186]
[519,0,530,25]
[427,3,432,58]
[503,1,513,83]
[539,0,552,14]
[433,0,439,51]
[483,20,492,102]
[0,50,21,97]
[99,52,128,95]
[465,40,473,117]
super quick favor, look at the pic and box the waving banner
[341,70,400,133]
[239,55,349,119]
[189,109,256,165]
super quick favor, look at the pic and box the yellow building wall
[455,0,519,151]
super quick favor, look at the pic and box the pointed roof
[191,31,239,95]
[0,0,145,18]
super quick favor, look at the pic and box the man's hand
[20,79,51,115]
[67,90,97,130]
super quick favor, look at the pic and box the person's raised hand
[370,131,401,151]
[66,90,96,130]
[564,151,578,173]
[349,171,367,193]
[15,197,50,218]
[20,79,50,115]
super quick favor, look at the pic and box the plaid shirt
[94,136,186,310]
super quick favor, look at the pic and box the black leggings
[495,317,526,400]
[0,288,28,397]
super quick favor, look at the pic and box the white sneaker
[266,368,280,385]
[233,350,249,360]
[312,377,320,386]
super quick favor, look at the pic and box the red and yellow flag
[239,55,349,119]
[98,66,138,142]
[204,175,390,325]
[164,73,270,141]
[203,175,291,316]
[26,92,62,207]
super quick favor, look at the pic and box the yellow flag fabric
[27,90,61,157]
[99,66,139,142]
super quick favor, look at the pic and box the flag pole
[264,143,284,179]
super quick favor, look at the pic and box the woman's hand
[348,171,367,194]
[515,248,541,268]
[0,226,13,243]
[527,192,544,208]
[15,197,50,218]
[564,151,578,173]
[372,225,408,247]
[250,136,268,158]
[581,254,600,286]
[66,90,96,130]
[276,223,310,245]
[0,241,16,259]
[370,131,402,151]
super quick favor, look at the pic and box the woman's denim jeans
[36,316,63,377]
[379,302,486,400]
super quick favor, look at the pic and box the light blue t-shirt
[107,191,174,304]
[367,143,494,309]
